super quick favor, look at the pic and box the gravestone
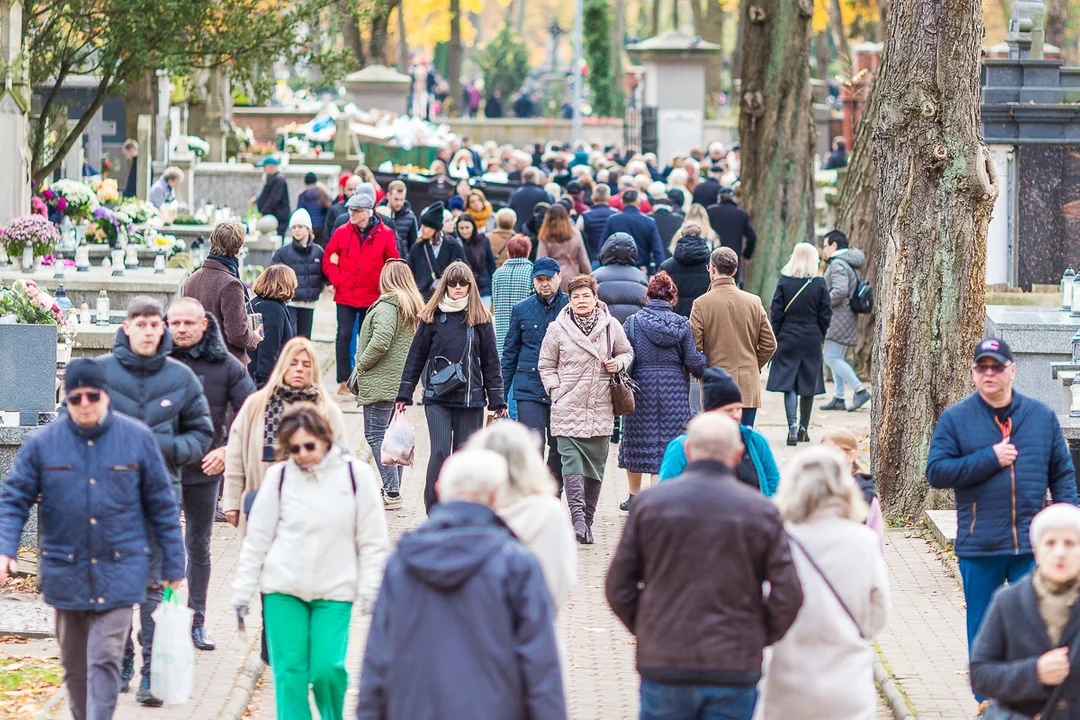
[0,0,30,226]
[136,114,153,199]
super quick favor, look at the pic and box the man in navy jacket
[500,257,568,489]
[0,360,184,720]
[927,337,1077,693]
[600,189,665,274]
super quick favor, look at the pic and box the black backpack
[846,264,873,314]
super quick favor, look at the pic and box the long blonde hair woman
[669,203,718,253]
[354,259,424,508]
[396,261,507,512]
[760,446,888,720]
[223,337,346,533]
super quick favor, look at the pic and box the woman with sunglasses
[232,403,389,720]
[396,261,507,513]
[455,213,496,310]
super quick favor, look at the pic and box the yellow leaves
[402,0,484,47]
[812,0,880,35]
[0,656,63,719]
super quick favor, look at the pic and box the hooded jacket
[660,235,712,318]
[356,501,565,720]
[823,248,866,347]
[170,314,256,484]
[592,236,649,324]
[97,329,214,481]
[323,213,400,308]
[271,238,327,303]
[599,206,665,273]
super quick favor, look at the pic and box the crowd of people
[2,135,1080,720]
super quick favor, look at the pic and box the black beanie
[420,202,445,230]
[701,366,741,411]
[65,358,108,394]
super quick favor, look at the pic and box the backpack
[843,262,873,314]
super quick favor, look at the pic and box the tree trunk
[732,0,746,89]
[1046,0,1068,58]
[828,0,852,77]
[672,0,679,31]
[124,71,155,149]
[339,0,365,66]
[397,1,410,72]
[876,0,889,40]
[613,0,626,99]
[870,0,998,519]
[369,0,401,66]
[652,0,661,35]
[702,1,725,117]
[738,0,816,302]
[447,0,463,117]
[814,31,830,82]
[690,0,704,33]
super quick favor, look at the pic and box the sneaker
[119,654,134,693]
[383,492,403,510]
[136,675,162,707]
[619,494,634,512]
[820,397,846,411]
[848,388,871,412]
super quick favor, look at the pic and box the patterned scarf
[263,385,320,447]
[1033,569,1080,645]
[572,306,600,337]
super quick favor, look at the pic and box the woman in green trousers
[232,404,390,719]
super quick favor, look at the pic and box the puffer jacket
[354,294,415,406]
[538,303,634,438]
[0,412,185,611]
[376,198,420,256]
[322,214,400,308]
[271,239,327,303]
[592,236,649,324]
[660,235,712,318]
[823,248,866,346]
[97,329,214,481]
[500,290,569,404]
[927,391,1077,557]
[232,446,390,606]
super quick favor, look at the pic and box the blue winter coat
[927,392,1077,557]
[599,206,665,272]
[500,290,568,404]
[356,501,565,720]
[619,300,708,473]
[0,413,185,611]
[658,426,781,496]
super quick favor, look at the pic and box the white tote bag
[150,588,195,704]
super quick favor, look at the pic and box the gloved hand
[358,595,375,616]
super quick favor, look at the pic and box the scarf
[208,254,240,279]
[438,296,469,314]
[1034,569,1080,645]
[263,385,320,447]
[468,203,493,229]
[572,306,600,337]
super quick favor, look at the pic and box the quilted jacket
[538,303,634,438]
[353,293,415,406]
[500,290,569,404]
[822,248,865,347]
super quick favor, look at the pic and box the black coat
[397,310,506,409]
[97,329,214,481]
[256,172,290,232]
[651,205,685,257]
[248,297,295,388]
[971,575,1080,719]
[325,200,348,241]
[407,238,469,299]
[766,275,831,395]
[707,197,757,261]
[375,199,420,256]
[660,235,711,318]
[271,239,327,303]
[124,156,138,198]
[509,184,553,232]
[171,314,256,484]
[461,234,497,297]
[593,237,649,324]
[692,178,723,208]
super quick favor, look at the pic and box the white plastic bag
[380,408,415,467]
[150,588,194,705]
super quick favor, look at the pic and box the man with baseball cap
[252,155,290,232]
[0,359,184,720]
[928,336,1077,702]
[500,256,568,489]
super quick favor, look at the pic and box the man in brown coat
[183,223,262,365]
[689,247,775,427]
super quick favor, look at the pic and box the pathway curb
[218,650,265,720]
[33,685,66,720]
[874,649,915,719]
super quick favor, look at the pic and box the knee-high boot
[564,474,587,542]
[582,477,602,545]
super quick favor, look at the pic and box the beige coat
[538,304,633,438]
[222,389,346,536]
[537,232,591,291]
[689,276,776,408]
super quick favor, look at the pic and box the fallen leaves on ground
[0,655,63,718]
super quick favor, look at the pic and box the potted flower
[47,179,100,223]
[0,279,75,371]
[85,206,133,247]
[96,178,120,206]
[0,215,61,270]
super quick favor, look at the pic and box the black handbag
[429,325,474,397]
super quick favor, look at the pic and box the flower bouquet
[0,215,61,259]
[85,206,133,246]
[0,279,74,342]
[47,179,99,221]
[118,199,159,225]
[96,178,120,206]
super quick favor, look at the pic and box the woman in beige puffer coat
[538,274,633,545]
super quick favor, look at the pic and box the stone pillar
[136,114,153,199]
[0,0,30,225]
[155,70,171,166]
[62,120,83,179]
[85,107,104,175]
[1007,0,1046,59]
[203,69,227,163]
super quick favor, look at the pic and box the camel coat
[222,389,346,536]
[538,303,633,438]
[689,276,776,408]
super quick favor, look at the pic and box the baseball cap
[255,156,280,167]
[974,338,1013,364]
[532,257,561,279]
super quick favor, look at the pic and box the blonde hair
[466,421,557,506]
[419,261,492,327]
[775,446,868,524]
[821,429,865,473]
[670,204,718,253]
[243,337,330,424]
[781,242,820,279]
[379,260,424,331]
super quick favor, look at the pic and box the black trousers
[182,480,218,629]
[288,306,315,339]
[335,304,366,383]
[516,399,563,492]
[424,404,485,512]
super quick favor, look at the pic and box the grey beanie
[346,183,376,210]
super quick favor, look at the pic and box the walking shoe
[383,492,403,510]
[820,397,846,411]
[848,388,871,412]
[797,426,810,443]
[119,654,134,693]
[136,675,162,707]
[619,494,634,512]
[192,626,216,651]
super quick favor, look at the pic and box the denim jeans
[182,479,219,628]
[740,408,757,427]
[823,339,863,398]
[639,680,757,720]
[364,402,403,493]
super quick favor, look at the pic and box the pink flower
[57,197,67,212]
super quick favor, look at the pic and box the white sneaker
[383,492,403,510]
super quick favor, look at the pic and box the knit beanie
[420,202,446,230]
[701,367,742,411]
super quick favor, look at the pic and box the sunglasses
[289,442,318,454]
[972,363,1009,375]
[448,281,471,288]
[67,391,102,406]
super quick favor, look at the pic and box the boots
[820,397,846,411]
[564,474,588,542]
[583,478,602,545]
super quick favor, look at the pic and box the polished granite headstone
[985,305,1080,409]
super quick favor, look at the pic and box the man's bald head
[167,297,209,349]
[684,413,744,467]
[344,175,362,197]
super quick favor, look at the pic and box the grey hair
[465,421,556,507]
[1031,503,1080,547]
[684,413,742,463]
[437,449,508,505]
[167,297,205,315]
[774,446,867,524]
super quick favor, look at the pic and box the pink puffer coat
[538,303,634,439]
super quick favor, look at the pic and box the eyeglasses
[448,281,471,288]
[972,363,1010,376]
[289,442,318,454]
[67,391,102,406]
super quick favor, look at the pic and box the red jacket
[322,214,399,307]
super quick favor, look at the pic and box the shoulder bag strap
[784,278,814,313]
[347,460,357,495]
[424,243,439,283]
[788,533,867,640]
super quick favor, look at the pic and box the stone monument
[0,0,31,226]
[343,65,411,114]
